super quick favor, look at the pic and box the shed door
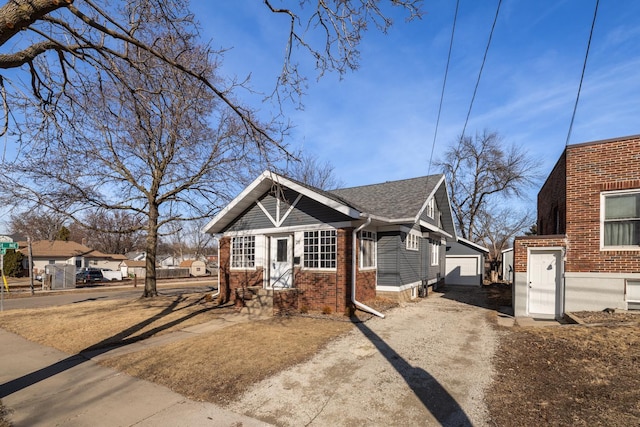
[445,256,479,286]
[269,236,292,288]
[528,250,561,316]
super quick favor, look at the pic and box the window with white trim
[231,236,255,268]
[406,233,419,251]
[304,230,337,269]
[359,230,376,269]
[430,241,439,266]
[602,191,640,248]
[426,197,435,218]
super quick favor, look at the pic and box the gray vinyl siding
[377,231,429,287]
[225,201,274,231]
[224,190,352,232]
[428,239,443,282]
[419,184,455,234]
[280,195,353,227]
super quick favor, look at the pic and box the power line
[426,0,460,177]
[565,0,600,146]
[460,0,502,139]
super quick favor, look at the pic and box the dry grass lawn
[0,292,354,407]
[0,293,235,354]
[100,316,353,404]
[4,284,640,426]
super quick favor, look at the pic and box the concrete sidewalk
[0,318,272,426]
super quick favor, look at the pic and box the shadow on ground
[351,316,473,426]
[0,291,228,399]
[438,283,513,315]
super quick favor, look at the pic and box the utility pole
[28,236,34,295]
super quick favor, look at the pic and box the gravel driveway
[229,286,498,426]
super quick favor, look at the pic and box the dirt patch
[487,322,640,426]
[572,310,640,324]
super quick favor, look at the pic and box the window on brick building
[231,236,255,268]
[303,230,337,269]
[359,230,376,269]
[602,191,640,248]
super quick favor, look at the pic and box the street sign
[0,242,18,250]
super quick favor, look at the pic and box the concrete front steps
[239,286,274,316]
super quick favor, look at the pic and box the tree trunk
[143,203,159,297]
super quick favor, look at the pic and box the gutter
[352,216,385,318]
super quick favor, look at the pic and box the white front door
[270,235,292,288]
[528,250,561,316]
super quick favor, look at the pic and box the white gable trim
[415,175,445,222]
[202,171,361,234]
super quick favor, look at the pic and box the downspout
[210,236,221,299]
[352,217,385,318]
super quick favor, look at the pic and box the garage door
[445,256,480,286]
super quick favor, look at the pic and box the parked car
[76,268,104,284]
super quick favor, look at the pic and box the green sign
[0,242,17,250]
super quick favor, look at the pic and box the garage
[445,256,481,286]
[445,237,488,286]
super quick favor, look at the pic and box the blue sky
[192,0,640,208]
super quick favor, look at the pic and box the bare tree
[285,153,344,190]
[69,211,146,254]
[437,130,540,241]
[0,1,423,297]
[476,207,533,281]
[9,210,68,241]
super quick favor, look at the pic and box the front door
[270,235,292,288]
[528,250,562,316]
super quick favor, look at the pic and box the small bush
[321,306,332,315]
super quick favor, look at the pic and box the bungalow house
[445,237,488,286]
[514,134,640,318]
[18,240,124,276]
[202,170,456,316]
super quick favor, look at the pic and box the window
[406,233,419,251]
[431,242,439,266]
[426,197,435,218]
[359,230,376,269]
[276,238,288,262]
[304,230,337,269]
[603,191,640,248]
[231,236,255,268]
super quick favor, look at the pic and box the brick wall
[219,228,378,315]
[564,136,640,272]
[514,235,567,273]
[538,151,566,235]
[294,228,360,315]
[218,236,264,302]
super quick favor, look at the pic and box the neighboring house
[501,247,514,284]
[18,240,117,274]
[158,255,181,268]
[202,170,456,315]
[514,134,640,318]
[445,237,488,286]
[119,259,146,278]
[180,259,207,277]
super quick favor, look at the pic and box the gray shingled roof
[329,174,443,220]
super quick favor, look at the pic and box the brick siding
[536,135,640,273]
[219,228,378,315]
[514,235,567,273]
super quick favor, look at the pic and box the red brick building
[514,135,640,317]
